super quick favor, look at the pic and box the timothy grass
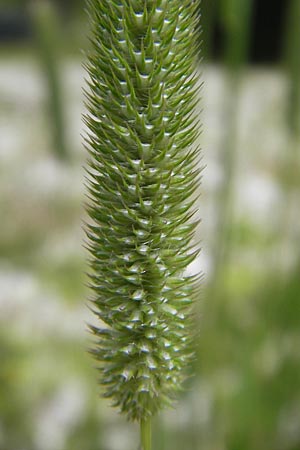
[83,0,201,448]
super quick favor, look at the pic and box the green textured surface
[84,0,201,421]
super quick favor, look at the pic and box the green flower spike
[83,0,201,448]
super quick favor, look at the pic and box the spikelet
[84,0,201,422]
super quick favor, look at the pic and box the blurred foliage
[208,0,254,284]
[219,0,254,69]
[0,0,83,13]
[30,0,69,160]
[283,0,300,137]
[1,0,25,5]
[220,266,300,450]
[200,0,218,61]
[0,335,34,449]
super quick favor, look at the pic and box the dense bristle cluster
[84,0,201,421]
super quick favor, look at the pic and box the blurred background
[0,0,299,449]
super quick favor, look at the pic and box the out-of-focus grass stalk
[220,0,253,71]
[198,6,254,443]
[278,0,300,269]
[210,0,254,283]
[30,0,68,160]
[284,0,300,139]
[200,0,218,61]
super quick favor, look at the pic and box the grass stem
[140,418,152,450]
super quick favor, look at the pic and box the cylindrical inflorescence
[84,0,201,421]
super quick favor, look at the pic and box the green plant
[209,0,254,283]
[219,0,253,70]
[277,0,300,267]
[200,0,219,61]
[83,0,201,448]
[30,0,68,160]
[283,0,300,139]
